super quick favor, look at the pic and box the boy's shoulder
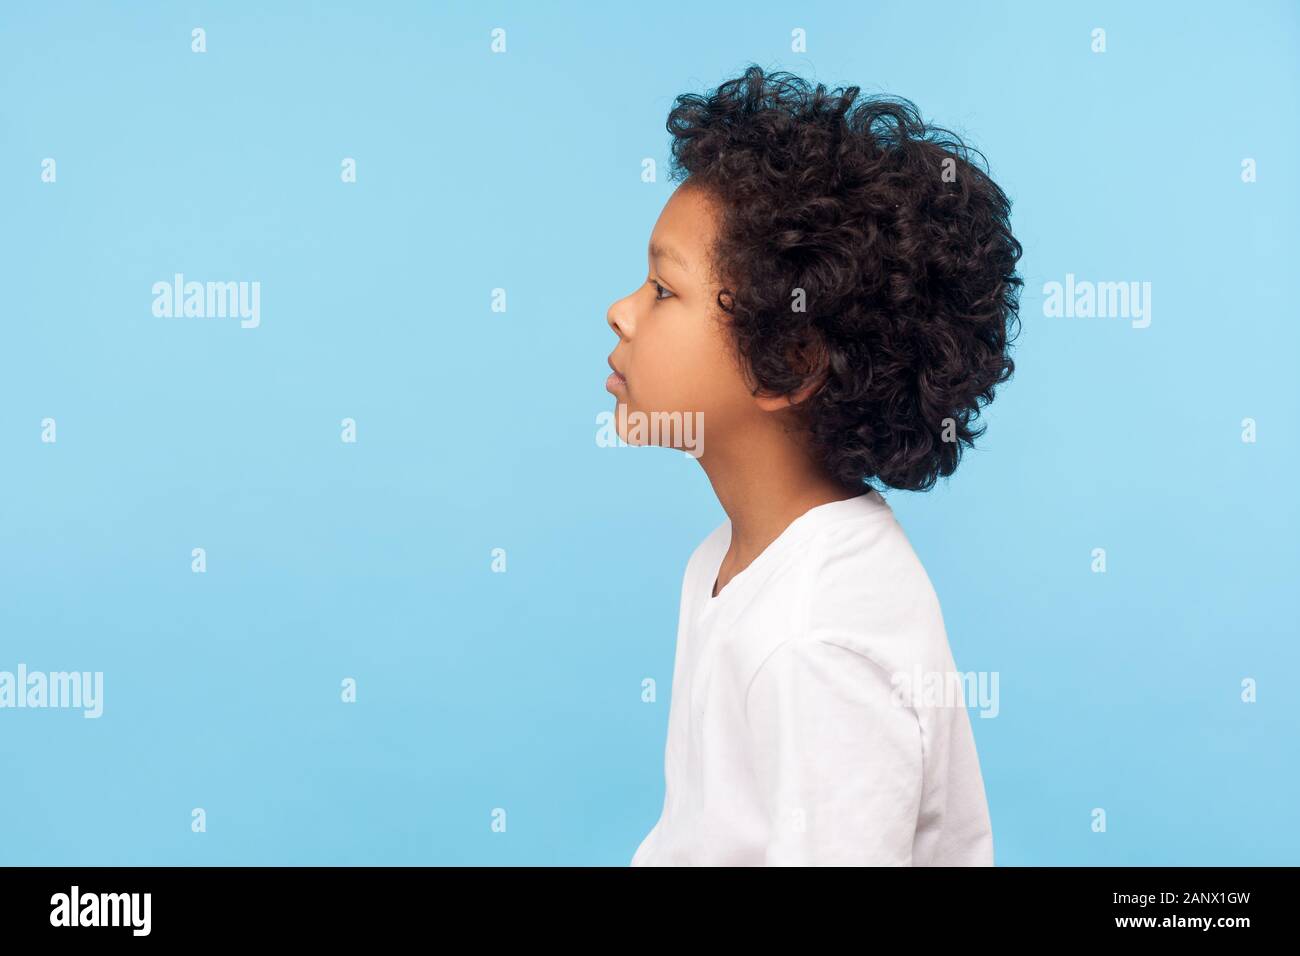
[801,497,941,618]
[802,504,949,659]
[762,497,953,676]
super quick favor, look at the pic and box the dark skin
[605,181,860,597]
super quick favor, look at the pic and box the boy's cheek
[635,376,707,418]
[626,345,732,417]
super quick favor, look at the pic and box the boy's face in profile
[605,184,760,451]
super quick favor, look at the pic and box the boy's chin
[611,401,706,458]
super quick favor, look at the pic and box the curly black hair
[666,65,1023,492]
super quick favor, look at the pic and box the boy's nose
[606,294,636,340]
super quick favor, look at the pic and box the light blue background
[1,1,1296,865]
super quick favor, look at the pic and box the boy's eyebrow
[649,242,690,274]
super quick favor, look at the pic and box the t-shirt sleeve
[743,637,923,866]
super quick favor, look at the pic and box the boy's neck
[698,423,862,588]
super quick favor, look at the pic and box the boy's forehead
[648,238,691,272]
[650,186,716,266]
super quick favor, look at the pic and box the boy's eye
[650,280,674,301]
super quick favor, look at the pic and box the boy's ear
[753,339,829,412]
[753,374,826,411]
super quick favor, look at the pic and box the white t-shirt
[630,489,994,866]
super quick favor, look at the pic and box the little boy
[608,66,1022,865]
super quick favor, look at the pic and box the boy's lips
[606,357,627,392]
